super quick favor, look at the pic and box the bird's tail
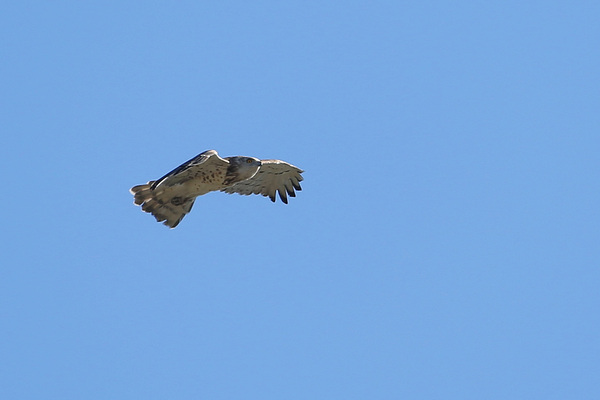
[130,182,194,228]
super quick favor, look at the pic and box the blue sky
[1,1,599,398]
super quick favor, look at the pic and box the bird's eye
[246,159,253,164]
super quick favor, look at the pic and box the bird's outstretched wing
[221,160,304,203]
[150,149,229,190]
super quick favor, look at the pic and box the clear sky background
[1,1,599,399]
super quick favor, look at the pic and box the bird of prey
[130,150,304,228]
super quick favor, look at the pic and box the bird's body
[130,150,303,228]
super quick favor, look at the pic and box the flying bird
[130,150,304,228]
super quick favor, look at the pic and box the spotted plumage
[130,150,304,228]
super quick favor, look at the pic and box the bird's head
[225,156,262,183]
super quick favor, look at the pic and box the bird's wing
[151,150,229,190]
[221,159,303,203]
